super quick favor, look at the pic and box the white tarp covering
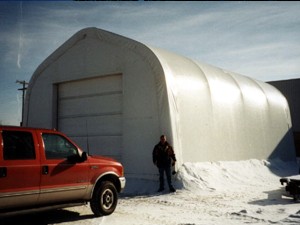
[150,47,295,165]
[24,27,296,179]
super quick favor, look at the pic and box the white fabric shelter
[24,27,296,179]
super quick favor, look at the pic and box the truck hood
[88,155,118,163]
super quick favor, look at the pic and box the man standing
[152,135,176,192]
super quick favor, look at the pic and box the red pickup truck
[0,126,125,217]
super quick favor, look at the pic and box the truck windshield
[42,133,78,159]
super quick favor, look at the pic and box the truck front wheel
[91,181,118,217]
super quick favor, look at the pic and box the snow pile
[176,158,298,193]
[123,158,298,195]
[109,158,300,225]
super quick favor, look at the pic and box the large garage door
[57,74,122,160]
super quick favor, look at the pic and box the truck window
[2,131,35,160]
[42,133,78,159]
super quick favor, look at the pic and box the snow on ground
[2,158,300,225]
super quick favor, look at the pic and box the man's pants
[159,166,173,189]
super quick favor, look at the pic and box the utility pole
[16,80,28,127]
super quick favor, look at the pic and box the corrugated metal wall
[268,79,300,156]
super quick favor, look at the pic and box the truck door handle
[0,167,7,177]
[42,165,49,175]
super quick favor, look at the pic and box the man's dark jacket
[152,141,176,168]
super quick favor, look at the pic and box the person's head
[160,135,166,144]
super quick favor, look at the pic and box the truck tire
[90,181,118,217]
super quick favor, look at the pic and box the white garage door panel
[59,74,122,98]
[59,94,122,118]
[89,136,122,157]
[57,74,123,161]
[59,115,122,137]
[70,136,122,160]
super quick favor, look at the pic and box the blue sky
[0,1,300,126]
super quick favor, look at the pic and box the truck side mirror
[81,152,88,162]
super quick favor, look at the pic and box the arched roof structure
[24,27,295,178]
